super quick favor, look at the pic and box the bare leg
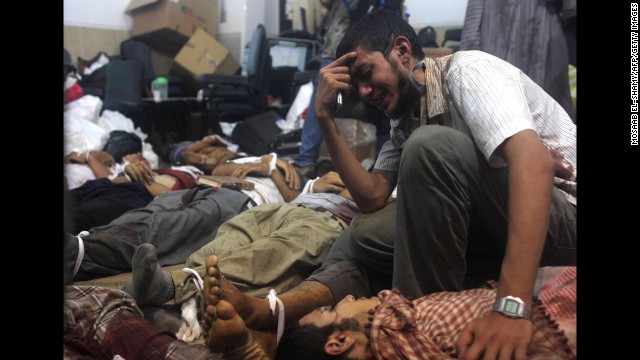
[270,280,335,323]
[201,265,334,330]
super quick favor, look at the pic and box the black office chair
[120,38,184,98]
[101,58,144,120]
[441,28,463,52]
[279,29,319,42]
[199,24,273,134]
[418,26,439,48]
[267,36,322,117]
[275,30,323,70]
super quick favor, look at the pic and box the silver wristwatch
[492,296,532,321]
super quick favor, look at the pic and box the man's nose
[358,84,372,100]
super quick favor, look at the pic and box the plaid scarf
[369,284,575,359]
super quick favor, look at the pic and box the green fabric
[172,203,344,304]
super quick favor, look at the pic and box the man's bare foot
[206,300,252,353]
[202,256,277,330]
[203,255,250,353]
[203,256,277,359]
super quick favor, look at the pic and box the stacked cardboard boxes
[126,0,238,94]
[127,0,219,55]
[172,29,240,93]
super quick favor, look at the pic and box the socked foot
[121,244,173,305]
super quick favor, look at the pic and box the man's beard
[337,317,362,332]
[387,57,420,119]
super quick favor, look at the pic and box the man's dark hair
[276,323,339,360]
[275,318,362,360]
[102,130,143,163]
[336,9,424,61]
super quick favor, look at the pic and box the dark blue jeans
[293,58,334,168]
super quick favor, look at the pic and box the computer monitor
[269,39,310,72]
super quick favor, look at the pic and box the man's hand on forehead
[332,51,357,67]
[314,51,357,119]
[322,52,357,92]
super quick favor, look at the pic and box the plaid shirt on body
[369,285,575,359]
[64,286,219,360]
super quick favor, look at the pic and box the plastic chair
[199,24,273,134]
[418,26,439,48]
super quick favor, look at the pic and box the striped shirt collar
[389,55,454,149]
[423,56,451,121]
[396,55,453,128]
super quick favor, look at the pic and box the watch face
[504,299,521,315]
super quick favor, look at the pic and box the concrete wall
[64,26,131,67]
[63,0,132,67]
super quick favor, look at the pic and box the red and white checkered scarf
[369,284,575,359]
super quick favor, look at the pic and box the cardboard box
[422,47,453,59]
[126,0,219,55]
[171,29,239,94]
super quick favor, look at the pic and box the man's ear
[324,332,356,356]
[393,36,413,64]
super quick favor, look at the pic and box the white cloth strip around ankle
[267,289,285,345]
[182,268,204,291]
[73,231,89,277]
